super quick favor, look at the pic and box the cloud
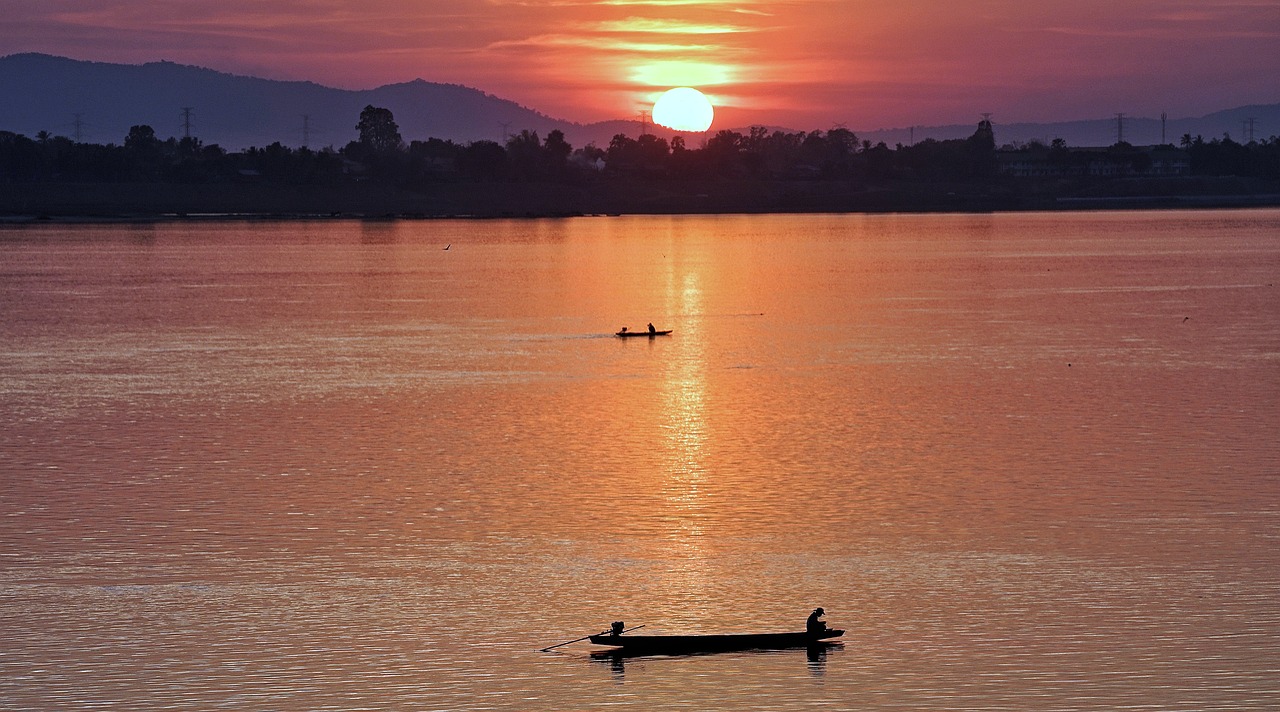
[487,33,720,54]
[589,18,751,34]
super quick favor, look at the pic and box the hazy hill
[861,105,1280,149]
[1,53,1276,151]
[0,53,588,149]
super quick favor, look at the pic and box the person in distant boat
[647,322,656,334]
[610,621,626,636]
[619,326,628,334]
[806,607,828,634]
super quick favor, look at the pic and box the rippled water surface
[2,211,1278,710]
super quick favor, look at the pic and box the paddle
[540,624,645,652]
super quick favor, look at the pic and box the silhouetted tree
[408,138,461,181]
[125,125,158,151]
[635,134,670,172]
[966,118,997,178]
[798,129,857,177]
[571,143,606,172]
[860,141,895,178]
[605,133,671,174]
[506,129,543,180]
[356,105,403,154]
[703,130,744,175]
[121,125,165,179]
[177,136,202,157]
[543,130,572,176]
[457,140,507,179]
[0,131,41,181]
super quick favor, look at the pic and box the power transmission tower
[72,113,84,143]
[180,107,195,138]
[1243,117,1257,143]
[302,114,311,148]
[638,110,651,136]
[1115,113,1126,144]
[499,121,512,143]
[1161,112,1167,145]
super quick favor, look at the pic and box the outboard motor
[610,621,626,636]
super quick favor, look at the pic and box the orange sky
[5,1,1279,130]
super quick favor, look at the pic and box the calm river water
[2,211,1278,710]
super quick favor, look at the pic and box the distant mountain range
[2,53,1277,151]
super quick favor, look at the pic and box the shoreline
[3,178,1279,224]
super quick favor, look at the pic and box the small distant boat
[588,629,843,655]
[616,329,672,338]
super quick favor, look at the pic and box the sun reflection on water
[659,270,710,586]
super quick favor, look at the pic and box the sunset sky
[6,1,1278,130]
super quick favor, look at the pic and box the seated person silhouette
[806,607,828,634]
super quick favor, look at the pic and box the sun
[652,87,714,133]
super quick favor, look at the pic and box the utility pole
[180,107,194,139]
[1115,113,1126,144]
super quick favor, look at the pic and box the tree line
[1179,134,1280,178]
[999,133,1280,179]
[2,105,1277,186]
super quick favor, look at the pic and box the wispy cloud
[589,18,750,34]
[487,33,719,54]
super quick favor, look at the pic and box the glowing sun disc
[652,87,714,132]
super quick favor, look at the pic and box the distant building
[997,145,1190,178]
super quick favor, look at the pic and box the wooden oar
[540,624,645,652]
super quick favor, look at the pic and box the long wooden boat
[588,629,843,654]
[615,329,672,338]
